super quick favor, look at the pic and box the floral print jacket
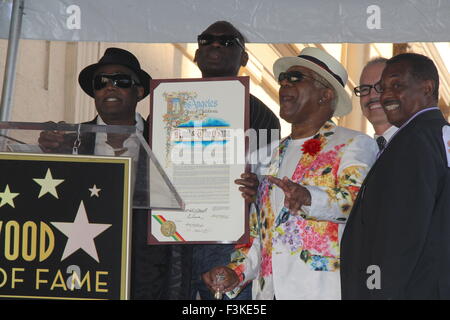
[227,121,378,299]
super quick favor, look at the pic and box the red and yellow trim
[152,214,185,241]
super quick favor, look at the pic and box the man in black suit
[38,48,171,299]
[341,53,450,299]
[150,21,281,300]
[190,21,281,300]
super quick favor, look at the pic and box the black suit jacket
[249,94,281,148]
[341,109,450,299]
[74,117,171,299]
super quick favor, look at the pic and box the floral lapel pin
[301,138,322,156]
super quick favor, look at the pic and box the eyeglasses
[93,73,140,91]
[278,71,329,88]
[354,84,383,96]
[197,34,245,50]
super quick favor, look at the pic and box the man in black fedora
[39,47,170,299]
[39,47,151,154]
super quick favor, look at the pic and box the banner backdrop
[0,0,449,43]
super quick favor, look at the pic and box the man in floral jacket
[202,47,378,299]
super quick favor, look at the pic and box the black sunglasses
[197,34,245,50]
[278,71,329,88]
[93,73,140,91]
[354,83,383,96]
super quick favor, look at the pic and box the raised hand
[268,176,311,213]
[38,121,66,153]
[234,172,259,202]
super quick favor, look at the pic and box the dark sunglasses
[197,34,245,50]
[278,71,329,88]
[93,73,140,91]
[354,83,383,96]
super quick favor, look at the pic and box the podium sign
[0,153,131,300]
[0,121,184,211]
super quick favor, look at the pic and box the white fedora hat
[273,47,351,117]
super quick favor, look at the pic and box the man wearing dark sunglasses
[39,47,151,154]
[203,47,378,300]
[194,21,248,78]
[78,47,149,132]
[195,21,280,149]
[183,21,280,300]
[38,48,173,300]
[355,58,397,151]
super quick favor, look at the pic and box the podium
[0,121,184,300]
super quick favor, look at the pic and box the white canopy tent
[1,0,450,120]
[2,0,449,43]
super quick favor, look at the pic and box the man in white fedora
[202,47,378,299]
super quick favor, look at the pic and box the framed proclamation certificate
[149,77,250,244]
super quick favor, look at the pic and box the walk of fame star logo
[33,168,64,198]
[51,201,111,262]
[2,166,111,262]
[89,185,101,197]
[0,153,130,299]
[0,184,20,208]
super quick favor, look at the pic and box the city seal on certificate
[161,220,177,237]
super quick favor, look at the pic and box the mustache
[364,98,381,108]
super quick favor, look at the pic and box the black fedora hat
[78,47,151,98]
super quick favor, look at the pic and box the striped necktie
[376,136,387,151]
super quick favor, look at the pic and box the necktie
[376,136,387,151]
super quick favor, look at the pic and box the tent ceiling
[0,0,449,43]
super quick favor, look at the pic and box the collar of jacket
[267,120,337,177]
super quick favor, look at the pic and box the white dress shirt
[94,113,144,158]
[374,125,398,143]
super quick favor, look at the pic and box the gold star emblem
[33,168,64,199]
[0,184,19,208]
